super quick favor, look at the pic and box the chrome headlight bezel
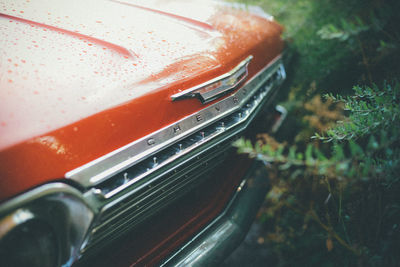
[0,183,94,267]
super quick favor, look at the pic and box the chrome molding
[271,105,287,133]
[0,183,88,215]
[0,183,94,266]
[66,55,285,188]
[171,55,253,103]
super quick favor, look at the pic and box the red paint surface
[0,0,284,201]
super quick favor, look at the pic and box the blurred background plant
[232,0,400,266]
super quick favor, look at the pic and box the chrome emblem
[171,55,253,104]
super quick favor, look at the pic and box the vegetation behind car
[233,0,400,266]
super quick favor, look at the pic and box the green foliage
[235,82,400,266]
[317,17,369,41]
[232,0,400,265]
[235,0,400,101]
[319,83,400,142]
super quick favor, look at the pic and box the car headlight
[0,183,94,267]
[0,213,58,267]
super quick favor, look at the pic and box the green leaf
[305,144,315,165]
[349,140,363,157]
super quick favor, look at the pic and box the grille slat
[99,150,225,226]
[80,60,286,254]
[84,147,229,251]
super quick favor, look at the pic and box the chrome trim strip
[98,135,231,200]
[271,105,287,133]
[0,183,88,215]
[171,55,253,103]
[66,55,283,188]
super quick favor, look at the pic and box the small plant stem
[309,209,361,256]
[339,182,351,244]
[285,202,360,255]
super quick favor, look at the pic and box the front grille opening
[76,154,251,267]
[83,140,235,252]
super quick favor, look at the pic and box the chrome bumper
[161,160,269,267]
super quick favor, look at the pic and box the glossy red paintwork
[0,0,284,201]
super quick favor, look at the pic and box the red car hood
[0,0,284,201]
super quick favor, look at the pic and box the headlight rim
[0,182,94,267]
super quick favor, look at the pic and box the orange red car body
[0,0,283,201]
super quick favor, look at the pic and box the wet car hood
[0,0,278,149]
[0,0,284,201]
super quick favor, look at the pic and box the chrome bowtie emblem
[171,55,253,104]
[227,76,237,86]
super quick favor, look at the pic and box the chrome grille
[84,141,233,252]
[79,57,286,254]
